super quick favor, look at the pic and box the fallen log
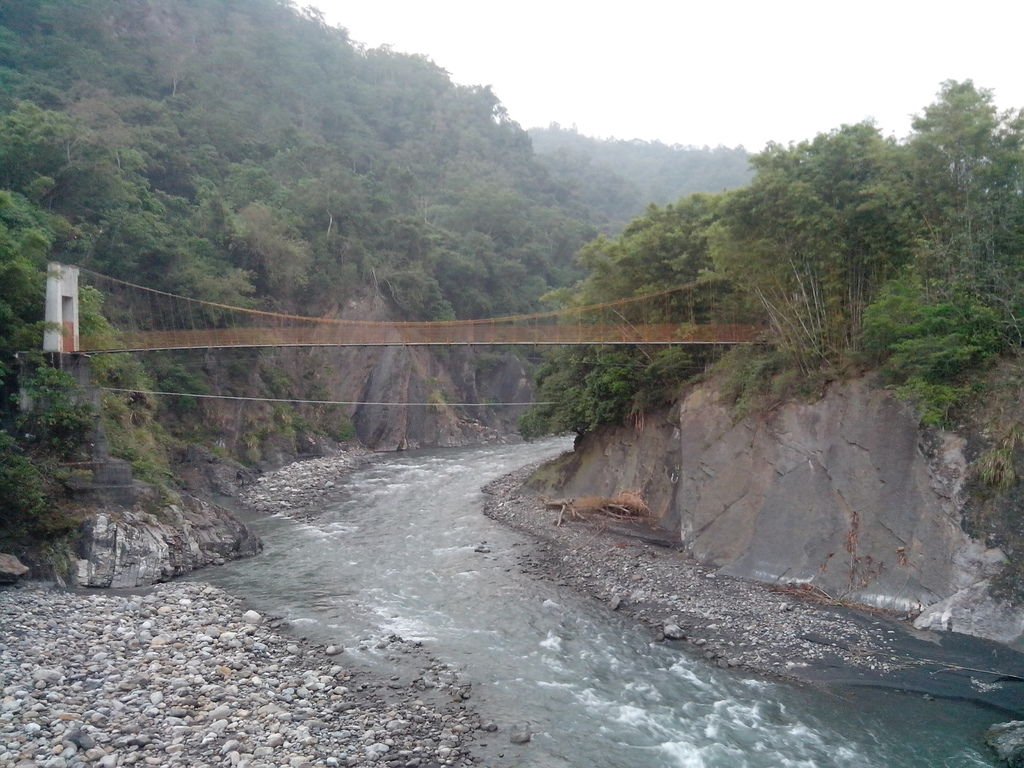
[540,491,651,526]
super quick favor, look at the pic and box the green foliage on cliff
[16,365,94,459]
[519,347,696,439]
[520,194,733,437]
[0,191,53,384]
[524,80,1024,438]
[1,365,91,545]
[0,431,50,536]
[863,279,1004,425]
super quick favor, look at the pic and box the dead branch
[541,491,651,526]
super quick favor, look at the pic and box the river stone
[242,609,263,625]
[66,729,96,750]
[987,721,1024,767]
[663,623,686,640]
[0,553,29,582]
[509,723,532,744]
[32,668,63,684]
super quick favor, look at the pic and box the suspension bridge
[44,263,762,354]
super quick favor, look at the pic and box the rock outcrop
[0,553,30,583]
[75,494,262,588]
[351,346,530,450]
[532,376,1024,648]
[173,444,258,497]
[987,721,1024,767]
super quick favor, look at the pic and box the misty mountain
[529,124,752,231]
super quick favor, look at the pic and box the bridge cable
[99,387,551,407]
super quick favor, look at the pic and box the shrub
[16,365,94,458]
[863,278,1004,426]
[0,430,49,537]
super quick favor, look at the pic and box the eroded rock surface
[987,720,1024,767]
[75,494,261,588]
[0,553,29,583]
[532,377,1023,647]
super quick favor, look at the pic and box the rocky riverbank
[238,450,373,518]
[218,448,1024,717]
[482,464,1024,717]
[0,582,489,768]
[74,494,262,589]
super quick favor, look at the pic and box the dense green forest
[523,81,1024,440]
[529,125,752,231]
[0,0,631,545]
[0,0,602,324]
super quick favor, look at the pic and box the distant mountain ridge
[529,124,752,231]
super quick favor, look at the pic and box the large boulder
[0,553,29,583]
[75,494,261,588]
[987,721,1024,767]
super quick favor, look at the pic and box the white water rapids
[199,439,1000,767]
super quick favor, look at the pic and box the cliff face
[350,346,533,451]
[532,377,1024,648]
[186,294,535,465]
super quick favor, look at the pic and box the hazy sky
[310,1,1023,150]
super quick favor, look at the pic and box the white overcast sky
[309,1,1023,151]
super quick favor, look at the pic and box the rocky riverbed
[0,583,490,768]
[481,464,1024,717]
[239,451,372,518]
[224,448,1024,712]
[11,446,1018,768]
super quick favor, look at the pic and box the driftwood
[541,491,650,526]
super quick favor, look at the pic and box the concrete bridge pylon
[43,262,80,353]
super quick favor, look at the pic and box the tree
[908,80,1024,344]
[711,123,914,371]
[0,191,52,384]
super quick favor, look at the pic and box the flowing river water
[198,438,1003,767]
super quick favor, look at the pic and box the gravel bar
[0,582,486,768]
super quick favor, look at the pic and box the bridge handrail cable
[78,267,723,328]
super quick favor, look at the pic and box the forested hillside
[525,81,1023,439]
[528,124,752,230]
[0,0,608,324]
[0,0,645,551]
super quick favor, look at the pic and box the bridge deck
[80,323,762,352]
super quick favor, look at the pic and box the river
[198,438,1001,767]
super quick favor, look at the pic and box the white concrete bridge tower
[43,262,79,353]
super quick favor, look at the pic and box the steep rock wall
[533,377,1023,647]
[192,343,532,463]
[351,346,531,451]
[293,294,534,452]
